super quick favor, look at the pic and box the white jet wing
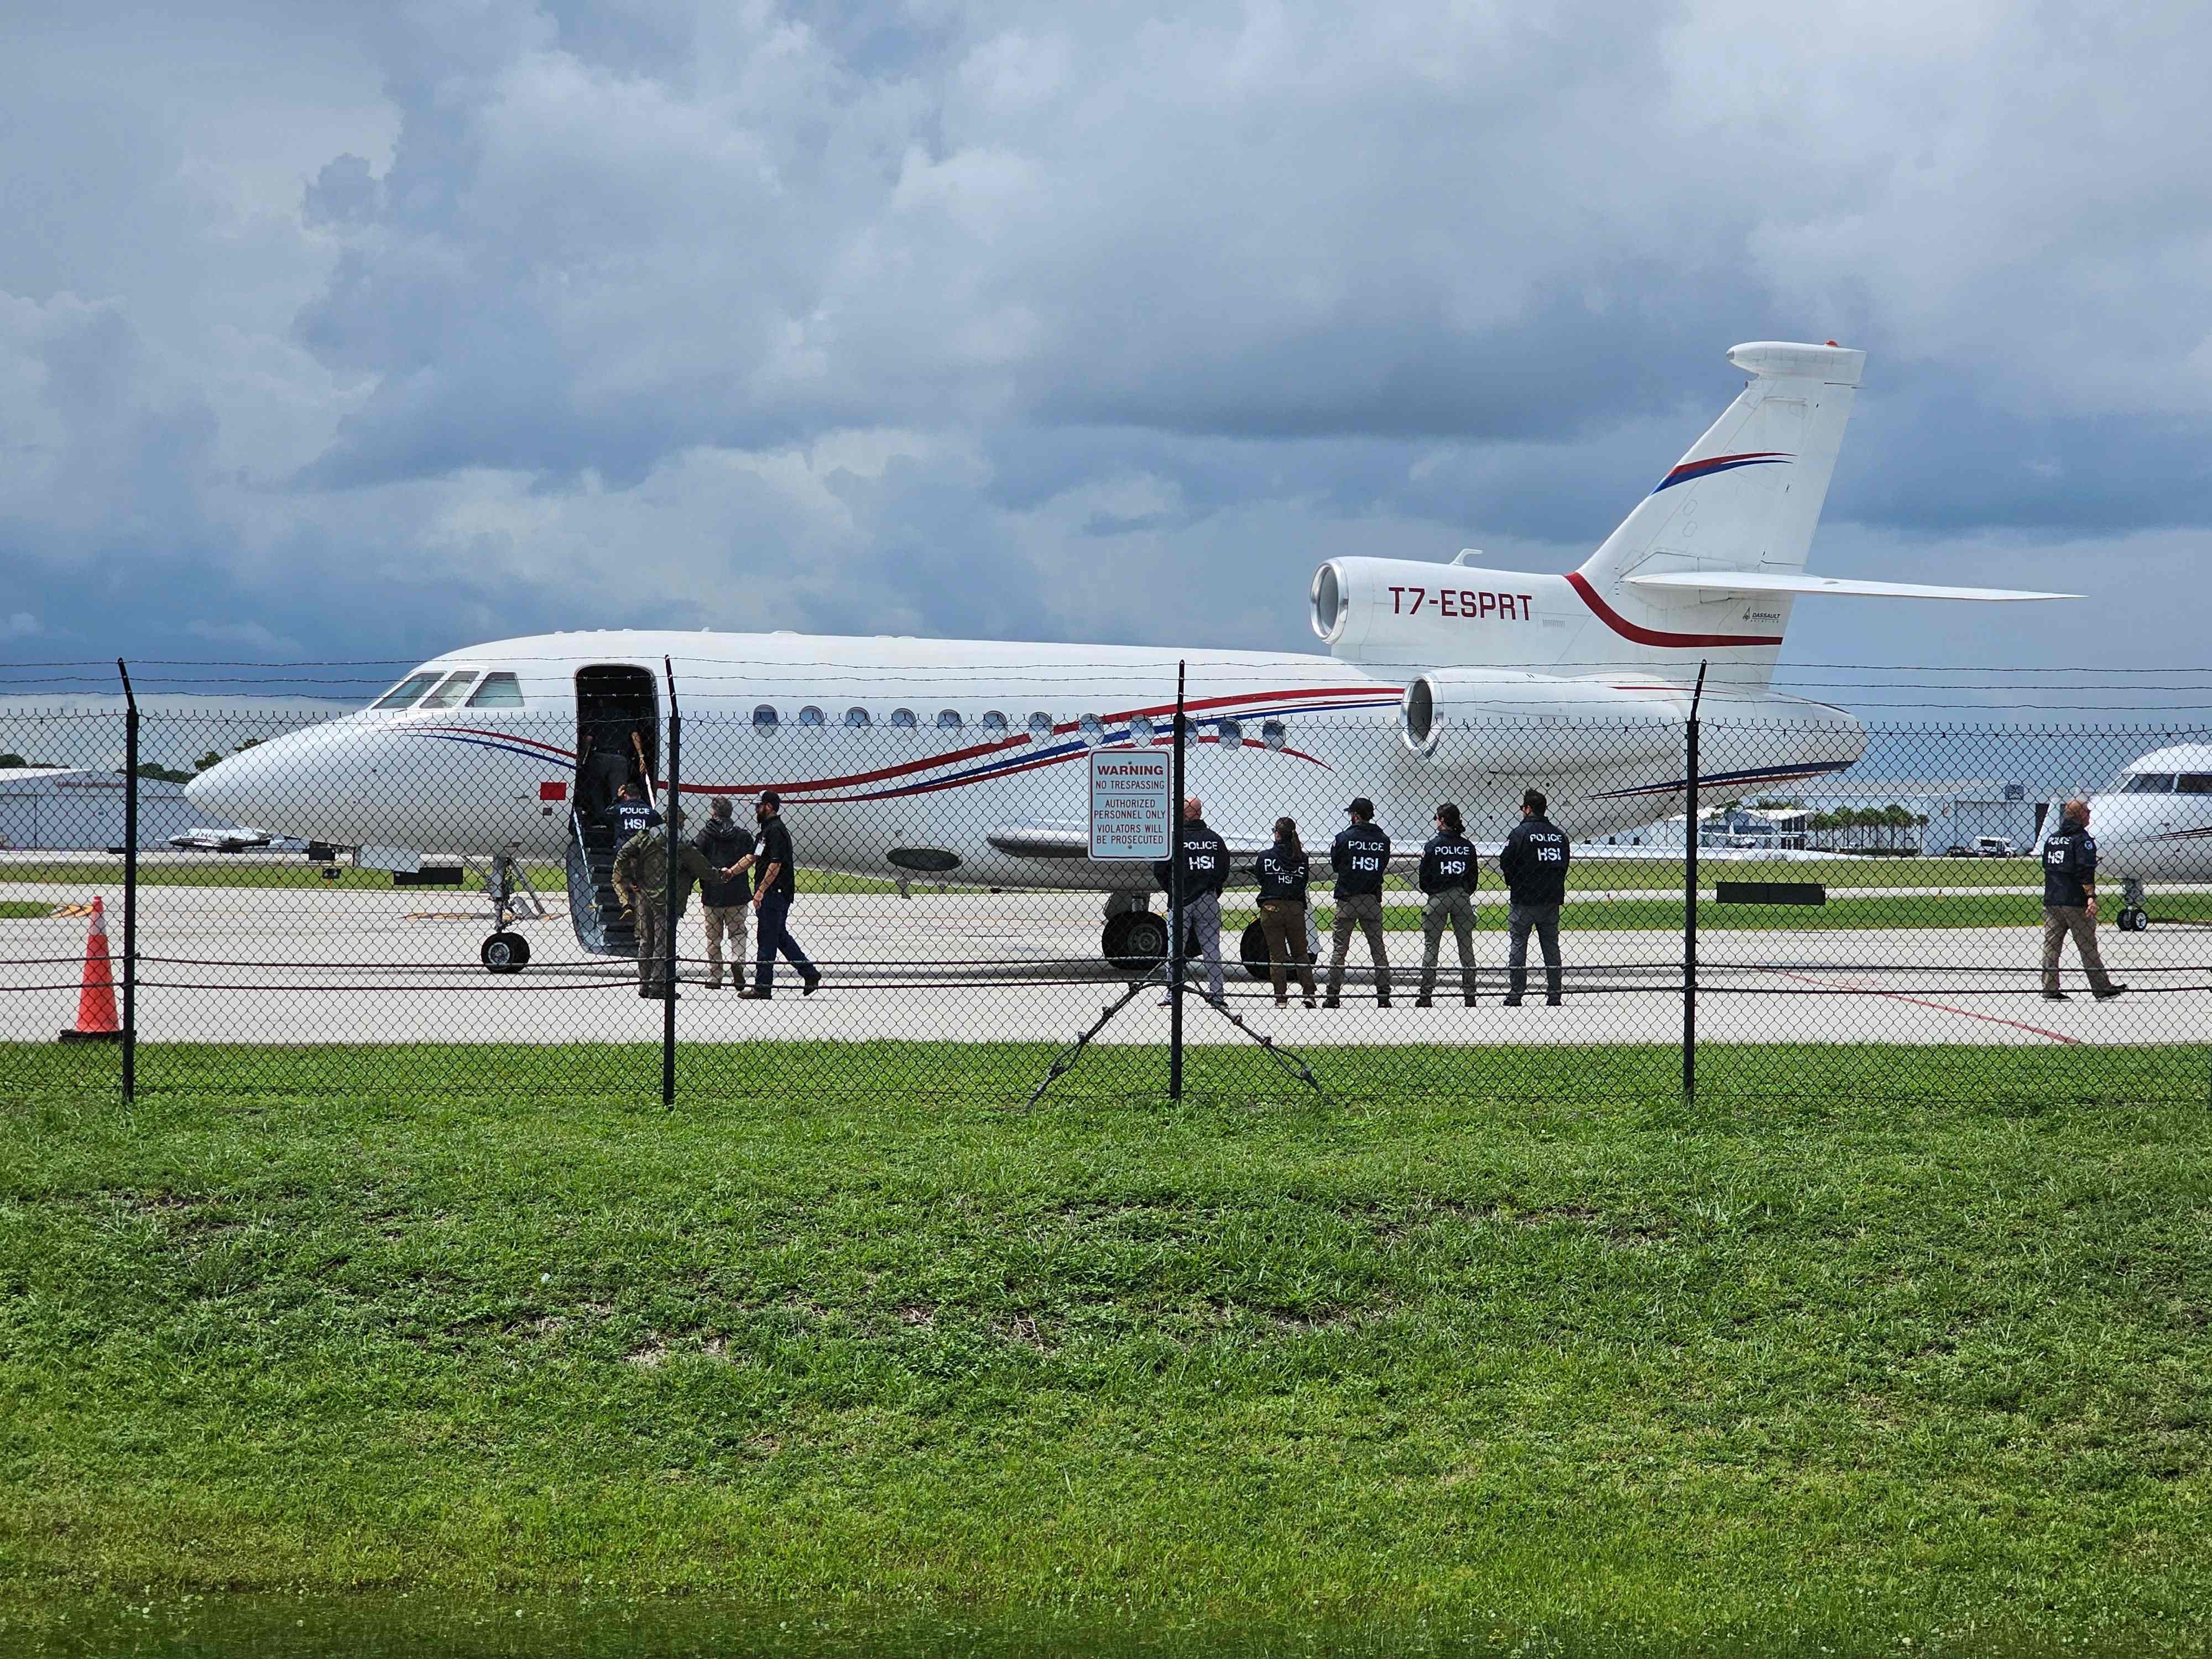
[1623,571,2077,601]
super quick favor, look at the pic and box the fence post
[1683,660,1707,1103]
[1168,661,1186,1102]
[662,655,680,1110]
[118,659,138,1103]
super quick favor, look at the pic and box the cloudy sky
[4,1,2208,714]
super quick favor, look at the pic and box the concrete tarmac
[5,877,2205,1047]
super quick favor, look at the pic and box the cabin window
[980,710,1009,733]
[1078,714,1105,747]
[371,671,440,711]
[2124,773,2177,793]
[2179,774,2212,794]
[937,709,964,730]
[798,705,826,727]
[1261,718,1287,751]
[753,705,779,730]
[415,671,478,710]
[844,707,872,727]
[1127,713,1155,745]
[1026,713,1053,742]
[465,671,524,708]
[890,707,917,729]
[1216,717,1243,748]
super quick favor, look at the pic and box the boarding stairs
[567,810,639,958]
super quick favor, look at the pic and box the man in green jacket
[613,806,723,1000]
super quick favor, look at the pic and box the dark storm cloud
[2,0,2210,680]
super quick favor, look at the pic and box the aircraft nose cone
[182,745,266,826]
[184,733,315,832]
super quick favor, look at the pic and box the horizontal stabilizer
[1623,571,2078,602]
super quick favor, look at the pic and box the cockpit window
[416,671,478,710]
[2124,773,2177,793]
[465,672,524,707]
[2179,774,2212,794]
[371,671,440,710]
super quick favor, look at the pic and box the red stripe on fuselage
[1565,572,1784,649]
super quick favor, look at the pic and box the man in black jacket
[603,780,659,838]
[1498,787,1569,1005]
[1152,796,1229,1004]
[2041,797,2124,1001]
[692,796,757,992]
[741,790,821,999]
[1416,802,1479,1008]
[1324,796,1392,1008]
[577,724,633,818]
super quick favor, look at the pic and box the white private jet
[187,340,2072,972]
[2039,744,2212,931]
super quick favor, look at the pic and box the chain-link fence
[5,686,2208,1109]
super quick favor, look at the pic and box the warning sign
[1088,748,1172,860]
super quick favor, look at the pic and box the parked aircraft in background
[166,827,282,853]
[2039,744,2212,931]
[187,340,2072,972]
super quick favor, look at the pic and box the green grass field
[4,1044,2210,1655]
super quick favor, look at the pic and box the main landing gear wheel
[1102,910,1169,973]
[2118,906,2149,932]
[482,931,531,973]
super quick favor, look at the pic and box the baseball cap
[759,789,782,808]
[1346,796,1374,816]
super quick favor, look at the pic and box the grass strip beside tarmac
[2,1046,2209,1655]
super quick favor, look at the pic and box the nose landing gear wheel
[2118,906,2149,932]
[482,931,531,973]
[1102,910,1168,973]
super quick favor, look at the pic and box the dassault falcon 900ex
[189,340,2072,972]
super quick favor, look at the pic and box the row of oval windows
[752,706,1290,749]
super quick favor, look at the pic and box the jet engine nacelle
[1399,670,1684,768]
[1311,557,1549,665]
[1400,670,1870,781]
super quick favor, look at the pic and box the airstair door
[568,664,661,957]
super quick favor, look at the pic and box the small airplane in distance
[187,338,2077,972]
[2039,744,2212,932]
[165,827,292,853]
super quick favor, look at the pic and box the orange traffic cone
[58,895,122,1043]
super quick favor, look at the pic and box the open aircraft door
[567,664,662,957]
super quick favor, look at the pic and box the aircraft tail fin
[1571,341,1864,687]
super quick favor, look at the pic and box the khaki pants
[702,903,750,988]
[1326,892,1392,1003]
[1256,899,1317,1001]
[1420,888,1477,1001]
[2042,905,2113,995]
